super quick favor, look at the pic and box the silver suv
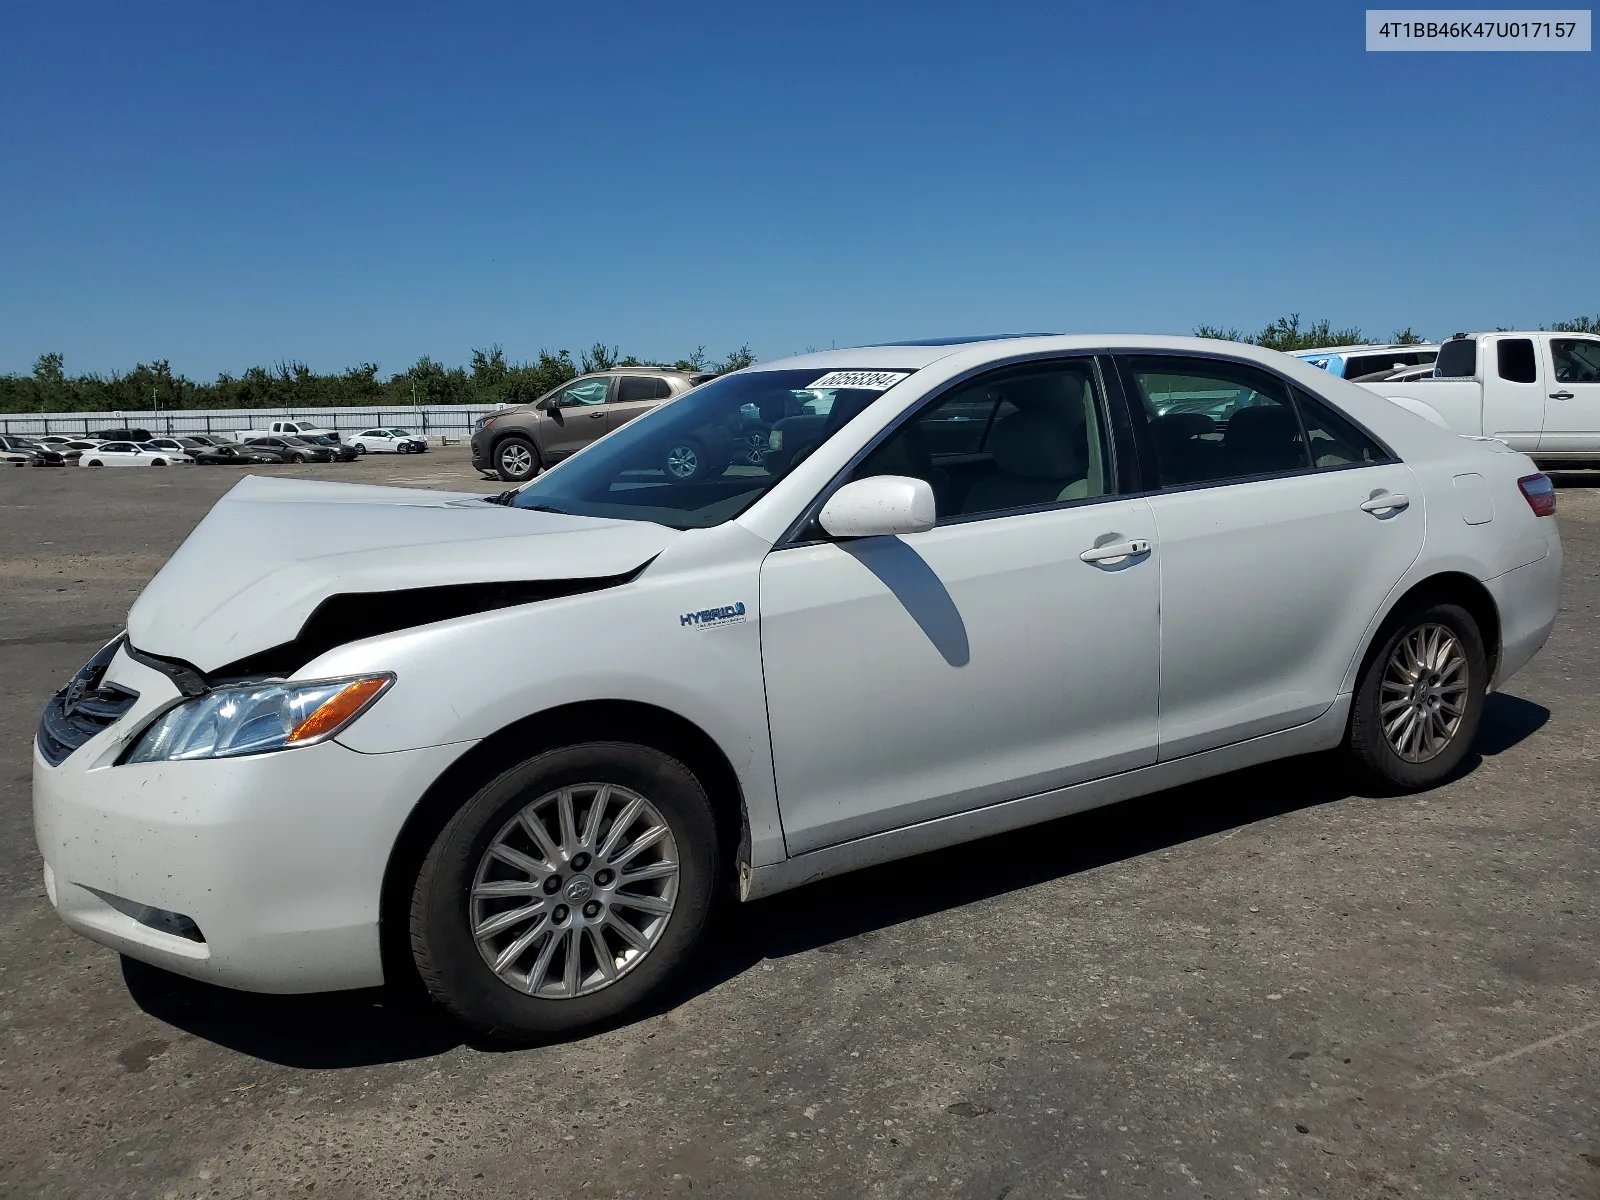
[472,368,719,483]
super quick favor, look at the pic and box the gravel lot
[1,450,1596,1199]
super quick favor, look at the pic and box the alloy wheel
[499,444,534,477]
[470,783,680,998]
[1380,622,1469,763]
[665,444,699,479]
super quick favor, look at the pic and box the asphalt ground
[0,449,1596,1199]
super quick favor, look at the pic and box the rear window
[1434,338,1477,379]
[1497,339,1538,384]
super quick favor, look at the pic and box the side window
[1293,387,1390,467]
[1122,355,1309,487]
[616,376,664,404]
[1551,338,1600,383]
[852,359,1112,520]
[1497,339,1538,384]
[654,377,674,399]
[1435,338,1477,378]
[556,378,611,407]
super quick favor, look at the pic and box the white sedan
[350,428,427,454]
[77,441,194,467]
[33,335,1561,1041]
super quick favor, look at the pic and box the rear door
[608,375,674,433]
[1540,336,1600,455]
[1480,335,1546,451]
[1116,353,1424,759]
[541,376,615,460]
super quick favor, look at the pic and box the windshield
[511,368,910,528]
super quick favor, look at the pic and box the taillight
[1517,473,1556,518]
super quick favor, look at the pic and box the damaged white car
[34,335,1562,1039]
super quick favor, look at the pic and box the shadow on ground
[124,690,1549,1069]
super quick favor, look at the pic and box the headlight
[124,675,392,764]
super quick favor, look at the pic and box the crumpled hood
[127,475,678,671]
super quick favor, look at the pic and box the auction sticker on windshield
[807,370,911,391]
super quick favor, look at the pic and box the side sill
[739,696,1351,902]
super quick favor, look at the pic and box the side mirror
[536,396,560,412]
[819,476,937,539]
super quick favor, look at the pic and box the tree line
[3,313,1596,414]
[0,343,756,415]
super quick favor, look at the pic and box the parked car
[89,427,155,443]
[1293,344,1439,379]
[77,441,194,467]
[242,436,335,464]
[1354,330,1600,464]
[0,436,67,466]
[234,419,340,443]
[189,443,277,466]
[1349,363,1437,384]
[301,434,359,462]
[32,334,1562,1042]
[351,428,428,455]
[471,368,717,482]
[148,437,214,457]
[58,439,108,461]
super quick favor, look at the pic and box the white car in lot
[77,441,195,467]
[351,428,427,454]
[33,335,1561,1040]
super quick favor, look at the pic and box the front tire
[410,742,720,1041]
[290,453,308,464]
[1347,602,1486,792]
[494,436,540,483]
[354,443,367,456]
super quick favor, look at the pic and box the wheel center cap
[565,876,594,903]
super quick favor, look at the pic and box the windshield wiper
[483,489,518,506]
[517,502,570,515]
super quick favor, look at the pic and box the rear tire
[494,436,540,483]
[1347,602,1487,792]
[662,438,713,483]
[410,742,720,1041]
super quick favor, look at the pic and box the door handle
[1080,538,1151,563]
[588,411,607,419]
[1550,391,1574,400]
[1360,493,1410,514]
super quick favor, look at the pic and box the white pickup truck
[233,419,341,443]
[1357,331,1600,463]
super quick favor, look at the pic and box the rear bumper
[1485,535,1562,690]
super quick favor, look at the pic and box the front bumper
[33,647,471,993]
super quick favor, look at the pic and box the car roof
[750,333,1404,375]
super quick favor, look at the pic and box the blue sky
[1,0,1594,378]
